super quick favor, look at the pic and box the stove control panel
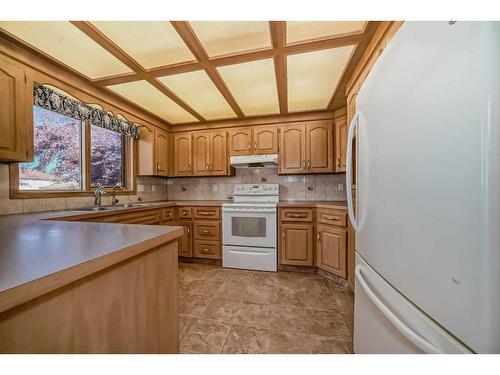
[233,184,279,196]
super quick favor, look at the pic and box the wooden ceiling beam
[170,21,245,118]
[327,21,381,110]
[70,21,206,122]
[269,21,288,115]
[285,32,366,55]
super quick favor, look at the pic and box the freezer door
[354,254,470,354]
[354,21,500,353]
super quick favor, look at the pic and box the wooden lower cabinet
[280,223,314,266]
[194,240,221,259]
[316,225,347,278]
[177,221,193,257]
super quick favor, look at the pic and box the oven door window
[231,216,267,238]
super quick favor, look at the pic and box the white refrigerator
[347,21,500,354]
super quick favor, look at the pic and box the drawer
[91,209,162,225]
[193,221,221,240]
[193,207,220,220]
[317,209,347,227]
[162,207,176,221]
[280,208,313,222]
[178,206,192,219]
[194,240,221,259]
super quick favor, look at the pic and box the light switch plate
[337,183,344,191]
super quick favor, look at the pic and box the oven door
[222,208,276,248]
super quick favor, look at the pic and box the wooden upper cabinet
[316,225,347,278]
[173,133,192,176]
[192,132,210,176]
[253,126,278,155]
[334,115,348,173]
[306,121,333,173]
[279,124,306,174]
[209,130,227,176]
[0,55,33,162]
[280,223,313,266]
[228,128,252,156]
[154,127,169,176]
[185,130,228,176]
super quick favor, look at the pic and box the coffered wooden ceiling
[0,21,378,125]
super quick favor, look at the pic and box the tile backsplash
[167,167,347,201]
[0,163,345,215]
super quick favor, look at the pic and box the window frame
[9,109,137,199]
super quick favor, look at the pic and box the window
[91,125,124,187]
[19,106,83,191]
[17,106,131,194]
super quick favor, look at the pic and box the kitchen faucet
[94,186,107,207]
[111,184,123,206]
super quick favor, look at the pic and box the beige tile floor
[178,262,354,354]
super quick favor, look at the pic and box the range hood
[229,154,278,168]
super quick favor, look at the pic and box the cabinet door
[173,133,192,176]
[228,128,252,155]
[154,127,169,176]
[192,132,210,176]
[306,121,333,173]
[0,56,32,162]
[279,124,306,174]
[137,124,154,175]
[316,225,347,278]
[253,126,278,155]
[335,114,348,172]
[209,130,227,175]
[178,221,193,257]
[280,223,313,266]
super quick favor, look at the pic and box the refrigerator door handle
[355,264,441,353]
[346,112,359,232]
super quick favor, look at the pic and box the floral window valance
[33,83,140,139]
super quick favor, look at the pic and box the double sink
[76,202,159,212]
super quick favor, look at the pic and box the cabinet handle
[324,215,338,221]
[254,141,257,150]
[337,157,341,167]
[201,248,210,253]
[157,162,160,171]
[248,142,251,151]
[187,227,190,234]
[317,232,321,241]
[188,164,191,172]
[282,230,285,239]
[182,210,188,215]
[201,230,210,234]
[307,160,311,169]
[290,214,305,218]
[303,160,306,169]
[167,212,172,217]
[209,164,213,172]
[206,163,209,171]
[198,212,211,216]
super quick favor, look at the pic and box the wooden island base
[0,241,178,354]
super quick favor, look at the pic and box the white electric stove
[222,184,279,272]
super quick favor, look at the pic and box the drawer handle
[324,216,338,221]
[290,214,306,218]
[201,230,210,234]
[201,248,211,253]
[199,212,212,216]
[182,210,188,215]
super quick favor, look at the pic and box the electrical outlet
[337,183,344,191]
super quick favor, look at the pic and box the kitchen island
[0,208,183,353]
